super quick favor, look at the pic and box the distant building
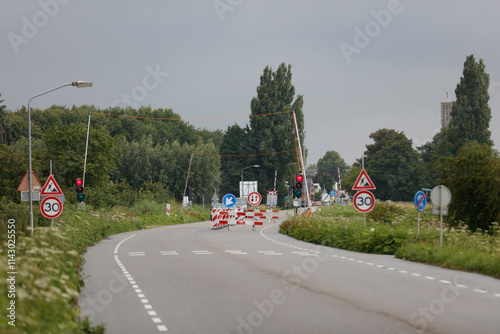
[441,93,453,128]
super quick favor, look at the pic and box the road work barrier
[211,208,279,231]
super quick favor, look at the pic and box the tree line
[316,55,499,231]
[1,57,498,231]
[0,63,304,211]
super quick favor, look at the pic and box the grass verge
[0,200,209,334]
[280,203,500,278]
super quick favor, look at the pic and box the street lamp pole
[28,81,93,236]
[241,165,260,182]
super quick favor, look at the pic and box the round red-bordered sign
[40,196,63,219]
[353,190,375,213]
[247,191,262,206]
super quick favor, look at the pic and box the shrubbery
[280,204,500,278]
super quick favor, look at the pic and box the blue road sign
[414,190,427,211]
[330,190,336,197]
[222,193,236,208]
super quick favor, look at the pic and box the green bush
[280,204,500,278]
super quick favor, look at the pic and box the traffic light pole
[292,110,311,209]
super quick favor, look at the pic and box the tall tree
[362,129,408,165]
[317,150,348,191]
[365,129,427,201]
[249,63,304,205]
[447,55,493,155]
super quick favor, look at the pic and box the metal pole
[181,152,195,213]
[50,160,54,227]
[362,156,366,228]
[26,82,92,237]
[439,185,443,247]
[83,110,91,188]
[417,210,420,235]
[292,110,310,208]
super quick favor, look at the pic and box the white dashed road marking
[259,222,500,300]
[115,235,168,332]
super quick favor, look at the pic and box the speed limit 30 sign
[40,196,63,219]
[353,190,375,213]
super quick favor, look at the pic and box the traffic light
[295,174,303,197]
[75,177,84,202]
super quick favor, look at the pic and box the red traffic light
[296,174,303,182]
[75,179,83,186]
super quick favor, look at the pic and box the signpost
[414,190,427,235]
[17,170,42,201]
[222,193,236,208]
[352,165,376,228]
[247,191,262,207]
[40,196,63,219]
[353,190,375,213]
[40,174,65,223]
[352,168,376,191]
[430,185,452,247]
[321,193,330,204]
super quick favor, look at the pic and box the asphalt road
[80,211,500,334]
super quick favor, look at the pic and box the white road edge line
[114,233,168,332]
[258,219,500,299]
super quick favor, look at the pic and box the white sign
[247,192,262,206]
[321,193,330,203]
[430,185,451,207]
[353,190,375,213]
[40,196,63,219]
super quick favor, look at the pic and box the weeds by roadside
[0,200,208,333]
[280,204,500,278]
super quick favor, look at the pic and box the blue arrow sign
[222,194,236,208]
[414,191,427,211]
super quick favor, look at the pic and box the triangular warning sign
[17,170,43,192]
[352,168,376,190]
[41,174,64,195]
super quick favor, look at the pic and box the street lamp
[27,81,93,236]
[241,165,260,182]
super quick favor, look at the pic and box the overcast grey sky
[2,0,499,166]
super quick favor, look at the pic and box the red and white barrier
[211,208,279,230]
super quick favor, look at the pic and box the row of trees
[1,57,498,230]
[316,55,498,231]
[0,63,304,209]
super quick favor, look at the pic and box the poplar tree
[447,55,493,154]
